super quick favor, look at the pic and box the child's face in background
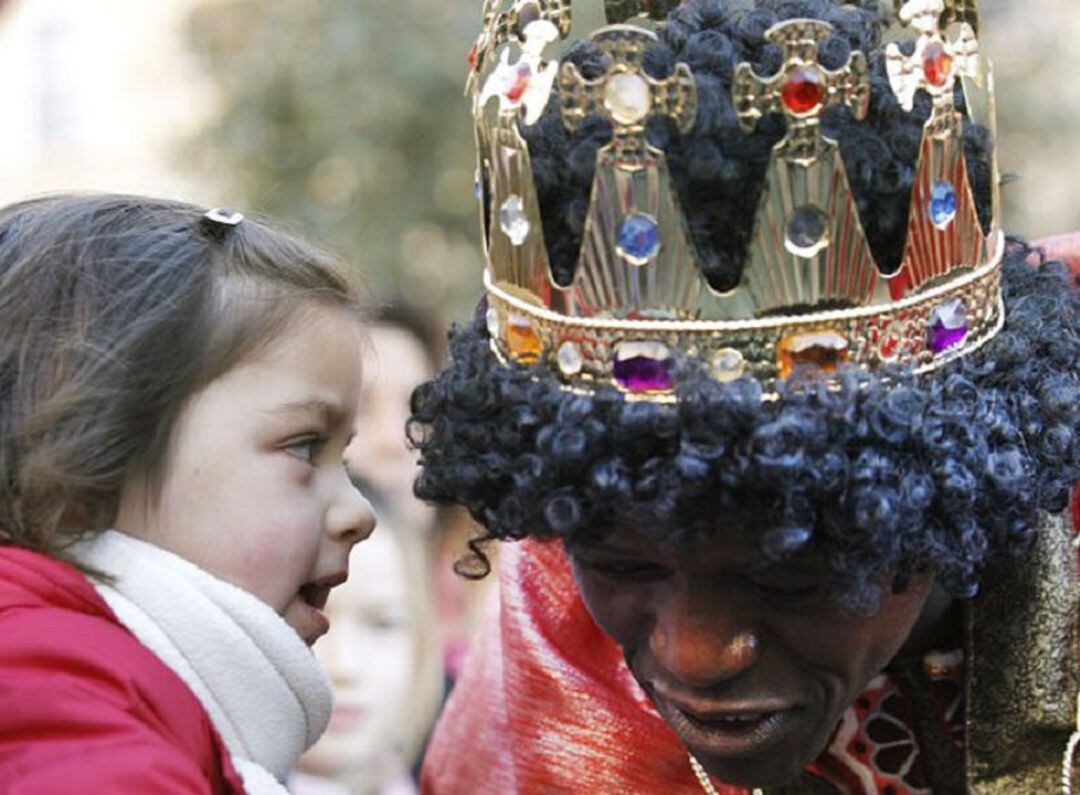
[345,323,433,519]
[116,304,377,645]
[300,528,415,781]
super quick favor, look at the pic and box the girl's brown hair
[0,194,363,559]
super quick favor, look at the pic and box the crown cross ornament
[560,26,696,167]
[733,19,870,163]
[466,0,572,97]
[887,0,979,114]
[473,1,1005,399]
[887,0,992,303]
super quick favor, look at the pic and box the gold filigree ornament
[470,0,1005,400]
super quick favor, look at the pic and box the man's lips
[649,686,800,759]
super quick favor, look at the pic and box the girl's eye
[285,436,326,463]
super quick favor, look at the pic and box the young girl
[0,194,377,794]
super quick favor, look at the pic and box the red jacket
[0,545,245,794]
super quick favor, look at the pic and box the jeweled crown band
[486,234,1003,395]
[468,0,1003,400]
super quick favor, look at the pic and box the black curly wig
[409,0,1080,612]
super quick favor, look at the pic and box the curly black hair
[409,0,1079,612]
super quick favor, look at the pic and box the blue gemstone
[929,181,958,228]
[617,213,660,264]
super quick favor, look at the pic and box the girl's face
[299,528,416,780]
[116,304,376,645]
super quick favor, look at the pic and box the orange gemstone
[506,313,542,363]
[923,42,953,88]
[777,331,850,378]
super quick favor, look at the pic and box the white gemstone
[486,306,501,339]
[557,340,583,376]
[499,195,530,245]
[711,348,745,382]
[604,73,651,126]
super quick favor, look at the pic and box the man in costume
[410,0,1080,791]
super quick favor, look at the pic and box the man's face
[566,522,935,789]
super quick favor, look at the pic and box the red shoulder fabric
[1035,232,1080,282]
[0,546,245,794]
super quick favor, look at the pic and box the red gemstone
[467,41,480,70]
[781,67,825,114]
[922,42,954,88]
[505,64,531,102]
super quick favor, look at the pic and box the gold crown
[467,0,1003,398]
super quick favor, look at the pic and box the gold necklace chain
[688,754,764,795]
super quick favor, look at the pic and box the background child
[0,194,376,794]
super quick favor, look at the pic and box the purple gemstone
[927,298,969,354]
[612,342,673,392]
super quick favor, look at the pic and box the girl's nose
[328,473,377,546]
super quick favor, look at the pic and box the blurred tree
[186,0,484,319]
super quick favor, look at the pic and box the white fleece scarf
[72,530,333,795]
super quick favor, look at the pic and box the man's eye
[750,580,821,600]
[579,558,669,581]
[285,436,326,463]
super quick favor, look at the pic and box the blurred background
[0,1,1074,792]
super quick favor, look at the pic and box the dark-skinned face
[566,522,935,789]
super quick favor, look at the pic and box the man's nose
[648,590,762,688]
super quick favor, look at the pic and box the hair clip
[204,208,245,227]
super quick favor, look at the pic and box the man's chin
[692,750,811,790]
